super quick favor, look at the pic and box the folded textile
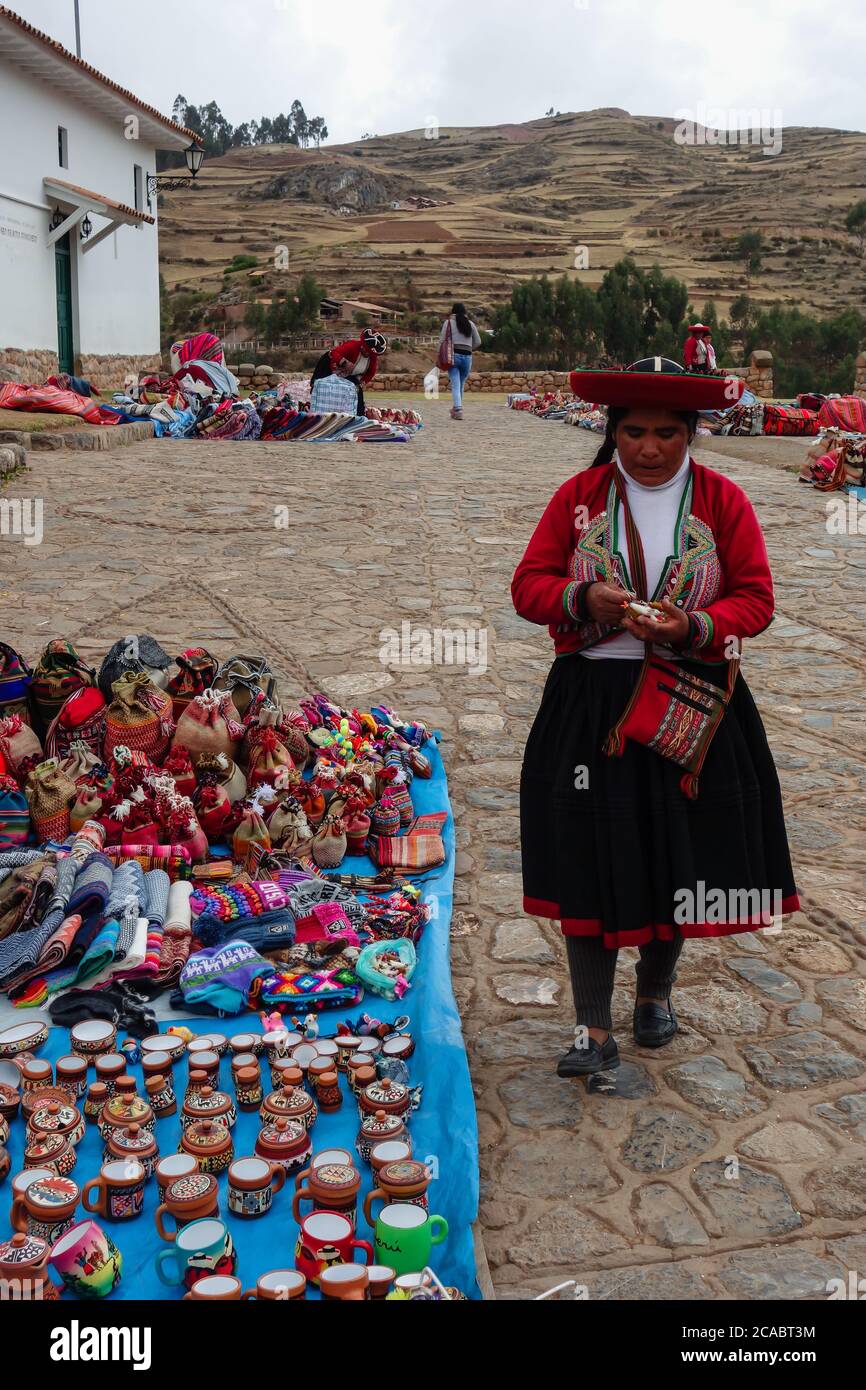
[67,851,113,918]
[259,964,363,1010]
[0,849,45,885]
[12,913,120,1004]
[0,857,48,941]
[285,876,367,929]
[144,869,170,927]
[153,879,193,985]
[179,939,273,1013]
[4,911,81,988]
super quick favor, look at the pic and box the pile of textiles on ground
[0,634,443,1018]
[722,394,866,439]
[800,429,866,490]
[0,381,122,426]
[105,334,420,443]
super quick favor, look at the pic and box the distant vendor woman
[310,329,387,416]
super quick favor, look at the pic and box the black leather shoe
[633,998,678,1048]
[556,1034,620,1077]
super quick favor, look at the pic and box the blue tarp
[6,740,480,1299]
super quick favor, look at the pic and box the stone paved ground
[3,398,866,1300]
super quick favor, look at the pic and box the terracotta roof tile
[0,6,203,146]
[45,176,156,225]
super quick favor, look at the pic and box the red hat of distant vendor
[568,356,744,410]
[688,323,710,333]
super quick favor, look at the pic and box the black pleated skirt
[520,655,799,947]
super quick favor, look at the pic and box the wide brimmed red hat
[569,357,744,410]
[688,323,710,333]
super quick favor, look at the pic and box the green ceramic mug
[373,1203,448,1276]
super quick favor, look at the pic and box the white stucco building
[0,6,200,385]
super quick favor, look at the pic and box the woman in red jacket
[512,358,798,1077]
[309,328,387,416]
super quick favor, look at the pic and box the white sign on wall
[0,209,39,247]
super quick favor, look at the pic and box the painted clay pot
[229,1031,263,1057]
[24,1131,77,1178]
[356,1110,410,1166]
[93,1053,127,1095]
[0,1020,49,1059]
[254,1117,311,1176]
[292,1161,361,1228]
[188,1033,228,1059]
[334,1034,361,1072]
[82,1160,146,1222]
[259,1083,317,1133]
[314,1070,342,1114]
[200,1033,228,1057]
[381,1033,415,1063]
[242,1268,306,1300]
[269,1058,304,1091]
[20,1058,53,1093]
[230,1051,259,1083]
[179,1118,233,1175]
[27,1100,85,1148]
[363,1159,430,1223]
[70,1019,117,1061]
[142,1050,175,1082]
[308,1055,338,1086]
[0,1082,19,1123]
[50,1217,123,1298]
[358,1076,411,1122]
[0,1232,60,1300]
[21,1084,73,1124]
[140,1032,187,1065]
[290,1042,319,1079]
[0,1115,6,1147]
[12,1173,80,1244]
[227,1156,285,1219]
[83,1082,109,1125]
[234,1066,263,1112]
[296,1147,354,1182]
[370,1138,413,1175]
[181,1085,236,1132]
[103,1123,159,1178]
[354,1036,382,1059]
[155,1172,220,1239]
[346,1057,377,1097]
[186,1052,219,1087]
[0,1146,8,1184]
[154,1153,198,1203]
[262,1029,302,1063]
[145,1073,177,1118]
[98,1091,155,1140]
[55,1055,88,1100]
[313,1038,339,1066]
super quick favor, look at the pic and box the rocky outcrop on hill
[251,161,432,215]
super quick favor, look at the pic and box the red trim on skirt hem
[523,894,801,948]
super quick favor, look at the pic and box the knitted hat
[179,939,273,1013]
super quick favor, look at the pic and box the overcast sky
[14,0,866,144]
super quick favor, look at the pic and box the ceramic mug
[155,1217,236,1291]
[82,1160,146,1222]
[182,1274,243,1301]
[373,1203,448,1276]
[319,1262,369,1301]
[49,1218,123,1298]
[11,1173,79,1244]
[294,1211,372,1287]
[227,1156,285,1218]
[242,1269,307,1301]
[155,1153,199,1203]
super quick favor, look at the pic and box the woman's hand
[620,597,691,646]
[585,582,635,626]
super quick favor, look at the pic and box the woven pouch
[45,686,106,760]
[232,806,271,861]
[30,640,96,735]
[172,689,243,765]
[213,655,277,719]
[268,796,313,854]
[104,671,174,762]
[0,642,33,723]
[312,814,347,869]
[196,751,247,804]
[166,647,219,721]
[0,712,43,776]
[25,757,76,843]
[247,727,295,790]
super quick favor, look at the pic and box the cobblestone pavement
[4,398,866,1300]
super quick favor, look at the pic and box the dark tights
[564,934,685,1031]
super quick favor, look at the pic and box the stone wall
[854,351,866,400]
[0,347,59,383]
[0,347,161,391]
[75,353,162,391]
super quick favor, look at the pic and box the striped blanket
[762,405,819,436]
[259,407,410,442]
[817,397,866,433]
